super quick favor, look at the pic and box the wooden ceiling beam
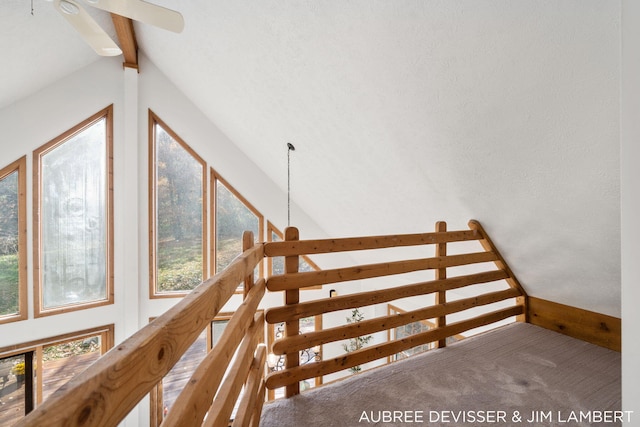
[111,14,138,70]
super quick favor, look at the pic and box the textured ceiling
[0,1,621,316]
[0,0,118,109]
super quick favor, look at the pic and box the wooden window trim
[32,106,115,317]
[0,324,114,407]
[148,110,208,299]
[210,168,264,293]
[0,156,27,324]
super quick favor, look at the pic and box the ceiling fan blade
[81,0,184,33]
[54,0,122,56]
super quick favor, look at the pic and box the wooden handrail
[264,220,527,395]
[266,305,524,389]
[204,312,265,427]
[231,345,267,427]
[266,251,498,291]
[271,288,521,355]
[265,269,509,323]
[162,279,266,426]
[13,219,527,425]
[263,229,481,257]
[17,242,264,427]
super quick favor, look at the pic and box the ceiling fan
[50,0,184,56]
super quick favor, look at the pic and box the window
[150,314,232,426]
[387,304,463,362]
[149,112,207,296]
[0,326,113,425]
[267,222,321,289]
[212,170,263,289]
[33,107,114,316]
[267,315,322,400]
[0,157,27,324]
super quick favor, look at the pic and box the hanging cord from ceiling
[287,142,295,227]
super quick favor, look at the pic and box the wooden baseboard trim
[527,296,620,352]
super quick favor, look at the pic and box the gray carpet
[260,323,621,426]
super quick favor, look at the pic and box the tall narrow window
[212,170,263,288]
[33,107,113,316]
[0,157,27,324]
[150,112,207,296]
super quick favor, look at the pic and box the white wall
[621,0,640,416]
[0,57,126,347]
[0,53,345,425]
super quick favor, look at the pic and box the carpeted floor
[260,323,621,426]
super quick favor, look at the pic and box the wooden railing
[16,233,266,427]
[15,220,526,426]
[263,220,527,397]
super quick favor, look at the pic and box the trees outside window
[150,112,207,296]
[212,171,263,290]
[0,157,26,323]
[33,107,113,316]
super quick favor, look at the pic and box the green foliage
[216,184,258,238]
[156,132,203,243]
[0,253,19,315]
[158,261,202,292]
[0,170,19,257]
[43,337,100,361]
[157,238,202,292]
[342,308,373,374]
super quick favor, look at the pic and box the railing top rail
[17,243,264,427]
[263,229,480,257]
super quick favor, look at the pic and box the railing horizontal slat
[272,288,521,355]
[264,229,481,257]
[265,269,509,323]
[231,345,267,427]
[162,279,266,427]
[204,312,264,427]
[16,244,264,427]
[266,304,524,389]
[266,251,498,291]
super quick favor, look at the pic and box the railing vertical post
[435,221,447,348]
[284,226,300,397]
[243,231,255,299]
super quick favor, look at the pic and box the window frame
[210,168,264,292]
[149,312,240,426]
[266,314,323,400]
[0,324,114,413]
[148,110,208,298]
[0,156,27,324]
[32,106,114,317]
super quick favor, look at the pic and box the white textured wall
[621,0,640,415]
[140,1,622,317]
[0,57,126,348]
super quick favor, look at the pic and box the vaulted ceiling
[0,1,621,316]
